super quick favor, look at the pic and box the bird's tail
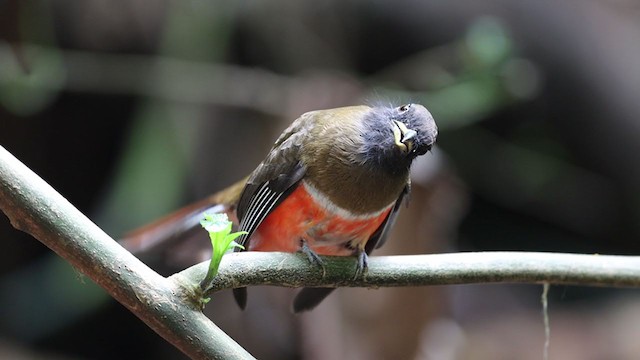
[118,177,247,257]
[292,288,336,313]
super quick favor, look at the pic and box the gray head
[361,103,438,174]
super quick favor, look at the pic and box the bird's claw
[301,240,326,276]
[354,251,368,280]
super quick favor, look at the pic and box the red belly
[247,183,392,256]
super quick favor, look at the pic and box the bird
[121,103,438,312]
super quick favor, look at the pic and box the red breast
[247,181,392,256]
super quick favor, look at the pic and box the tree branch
[0,146,254,360]
[175,251,640,295]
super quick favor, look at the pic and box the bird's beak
[401,128,417,145]
[393,120,416,154]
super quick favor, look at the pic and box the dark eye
[399,104,412,112]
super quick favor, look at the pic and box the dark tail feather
[118,178,247,256]
[292,288,335,313]
[233,287,248,310]
[119,202,229,255]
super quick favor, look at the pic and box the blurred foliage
[0,46,64,115]
[0,1,62,115]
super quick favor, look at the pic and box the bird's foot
[300,240,326,276]
[354,250,368,280]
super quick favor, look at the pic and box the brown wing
[235,111,316,247]
[366,182,410,252]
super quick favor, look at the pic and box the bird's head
[360,103,438,173]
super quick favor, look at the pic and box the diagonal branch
[0,145,254,360]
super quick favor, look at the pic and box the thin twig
[541,283,550,360]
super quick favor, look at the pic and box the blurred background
[1,0,640,359]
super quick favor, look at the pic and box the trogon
[123,103,438,312]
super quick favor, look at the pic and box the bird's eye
[399,104,412,112]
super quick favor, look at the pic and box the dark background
[1,1,640,359]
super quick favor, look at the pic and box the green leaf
[200,213,232,234]
[199,212,247,294]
